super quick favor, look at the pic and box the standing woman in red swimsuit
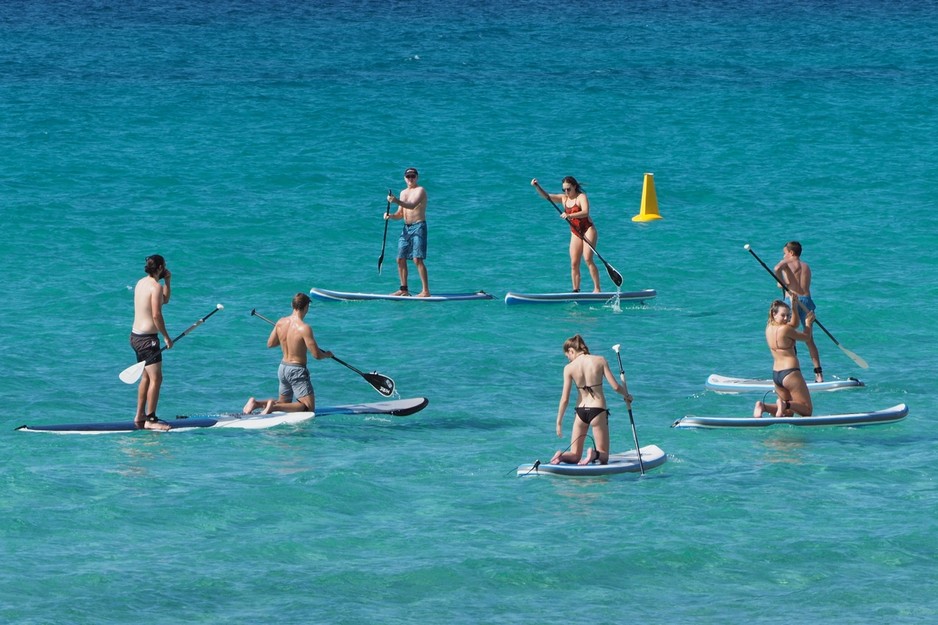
[753,299,815,418]
[531,176,601,292]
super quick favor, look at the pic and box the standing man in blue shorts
[775,241,823,382]
[386,167,430,297]
[243,293,333,415]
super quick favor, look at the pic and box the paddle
[612,344,645,475]
[377,189,392,275]
[744,244,869,369]
[250,309,396,397]
[119,304,224,384]
[540,194,623,288]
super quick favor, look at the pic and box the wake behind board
[310,287,493,302]
[15,397,429,434]
[504,289,656,305]
[706,374,864,394]
[671,403,908,430]
[516,444,666,477]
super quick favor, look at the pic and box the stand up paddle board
[504,289,656,305]
[16,397,429,434]
[706,374,864,394]
[516,444,667,476]
[671,403,908,429]
[310,287,493,302]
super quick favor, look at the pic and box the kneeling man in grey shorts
[243,293,333,415]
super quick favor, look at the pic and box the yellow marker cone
[632,172,662,222]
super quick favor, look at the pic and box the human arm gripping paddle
[377,189,392,275]
[612,344,644,475]
[119,304,224,384]
[744,244,868,369]
[250,309,395,396]
[535,186,623,288]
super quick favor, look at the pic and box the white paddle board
[310,287,493,302]
[516,444,666,476]
[671,403,908,429]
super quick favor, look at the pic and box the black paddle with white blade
[119,304,225,384]
[612,343,644,475]
[540,193,623,288]
[744,244,868,369]
[250,309,395,397]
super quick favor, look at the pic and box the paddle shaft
[614,349,645,475]
[745,245,868,368]
[165,306,223,350]
[377,190,391,275]
[250,309,395,394]
[542,194,623,288]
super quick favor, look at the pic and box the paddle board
[706,374,864,394]
[310,287,493,302]
[504,289,657,305]
[15,397,430,434]
[671,403,908,429]
[516,444,667,476]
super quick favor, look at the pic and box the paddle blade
[606,263,623,288]
[119,360,146,385]
[840,344,869,369]
[364,372,395,397]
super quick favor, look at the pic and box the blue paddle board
[706,374,864,393]
[671,403,908,429]
[504,289,656,305]
[516,444,667,476]
[310,287,493,302]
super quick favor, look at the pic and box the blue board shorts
[786,295,816,328]
[278,362,313,401]
[398,221,428,260]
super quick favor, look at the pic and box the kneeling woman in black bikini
[754,299,815,418]
[552,334,633,465]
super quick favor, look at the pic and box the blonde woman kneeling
[552,335,632,465]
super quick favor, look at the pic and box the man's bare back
[273,316,315,365]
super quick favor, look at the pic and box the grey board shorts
[278,361,313,400]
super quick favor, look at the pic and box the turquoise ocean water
[3,1,937,622]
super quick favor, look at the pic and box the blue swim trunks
[786,295,816,327]
[278,362,313,401]
[397,221,427,260]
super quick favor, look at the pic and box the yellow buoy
[632,172,662,222]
